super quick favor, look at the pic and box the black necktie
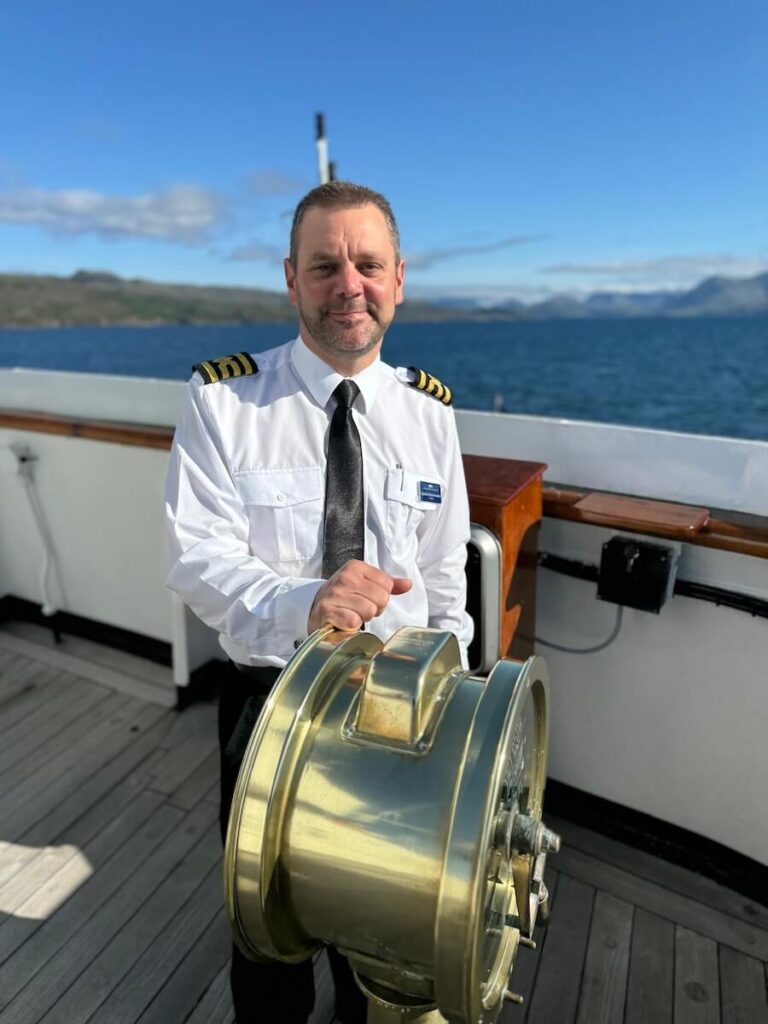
[322,380,364,578]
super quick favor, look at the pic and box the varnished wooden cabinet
[463,455,547,661]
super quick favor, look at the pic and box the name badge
[418,481,442,503]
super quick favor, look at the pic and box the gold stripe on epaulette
[192,352,259,384]
[406,365,453,405]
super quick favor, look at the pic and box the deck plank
[0,690,135,814]
[37,820,221,1024]
[18,721,169,847]
[0,803,215,1024]
[719,946,768,1024]
[137,913,232,1024]
[83,858,224,1023]
[154,701,218,753]
[0,802,184,1010]
[0,627,175,707]
[0,633,764,1024]
[0,647,39,676]
[548,813,768,934]
[202,777,221,806]
[50,746,167,847]
[526,874,595,1024]
[0,838,92,922]
[0,677,114,784]
[625,909,675,1024]
[0,649,26,675]
[674,927,720,1024]
[575,891,633,1024]
[149,725,219,796]
[0,653,37,691]
[557,846,768,960]
[0,789,164,962]
[0,663,67,738]
[182,961,233,1024]
[0,839,39,891]
[166,749,221,811]
[2,624,174,689]
[0,699,167,840]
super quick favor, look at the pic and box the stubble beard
[298,302,389,360]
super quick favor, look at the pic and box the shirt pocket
[235,467,324,563]
[384,468,441,558]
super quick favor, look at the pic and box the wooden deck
[0,626,766,1024]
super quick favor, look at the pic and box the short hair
[289,181,400,266]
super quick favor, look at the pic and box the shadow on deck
[0,626,766,1024]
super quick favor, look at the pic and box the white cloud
[223,233,546,272]
[0,184,224,244]
[408,283,560,306]
[224,241,285,264]
[406,234,544,270]
[542,254,768,287]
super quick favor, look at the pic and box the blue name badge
[418,480,442,503]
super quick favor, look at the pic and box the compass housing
[224,626,554,1024]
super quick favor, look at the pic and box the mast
[315,113,335,184]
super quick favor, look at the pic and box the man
[165,181,473,1023]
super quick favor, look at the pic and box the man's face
[284,204,405,370]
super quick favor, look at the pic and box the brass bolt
[540,826,561,853]
[504,990,524,1004]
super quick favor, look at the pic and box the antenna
[315,113,330,184]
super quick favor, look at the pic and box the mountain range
[0,269,767,327]
[431,272,768,319]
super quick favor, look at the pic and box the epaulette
[192,352,258,384]
[400,366,453,406]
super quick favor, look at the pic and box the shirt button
[276,493,286,503]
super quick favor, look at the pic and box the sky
[1,0,766,305]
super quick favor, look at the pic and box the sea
[1,317,766,442]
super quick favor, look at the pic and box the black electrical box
[597,537,677,613]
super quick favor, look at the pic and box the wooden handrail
[0,410,174,450]
[543,486,768,559]
[2,409,766,559]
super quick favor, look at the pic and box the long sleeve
[164,380,322,663]
[415,410,474,660]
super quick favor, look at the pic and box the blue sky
[1,0,766,304]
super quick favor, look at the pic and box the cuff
[276,577,324,653]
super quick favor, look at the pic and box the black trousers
[219,665,368,1024]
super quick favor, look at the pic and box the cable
[537,552,598,584]
[9,444,63,619]
[535,605,624,655]
[538,550,768,620]
[673,579,768,618]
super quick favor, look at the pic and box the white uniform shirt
[165,336,474,667]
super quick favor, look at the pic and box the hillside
[666,273,768,316]
[1,269,767,327]
[0,271,295,327]
[0,271,481,327]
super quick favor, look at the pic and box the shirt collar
[290,335,382,412]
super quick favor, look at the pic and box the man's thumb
[390,576,413,595]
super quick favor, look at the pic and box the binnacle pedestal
[224,626,559,1024]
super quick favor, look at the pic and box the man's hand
[308,560,412,632]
